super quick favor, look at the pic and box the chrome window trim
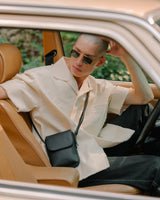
[0,3,160,42]
[0,180,159,200]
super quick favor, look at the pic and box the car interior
[0,29,160,196]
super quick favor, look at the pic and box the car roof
[1,0,160,18]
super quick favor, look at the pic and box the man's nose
[75,55,83,66]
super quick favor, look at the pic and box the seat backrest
[0,43,51,167]
[0,100,51,166]
[0,125,37,183]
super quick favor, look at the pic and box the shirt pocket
[83,104,108,136]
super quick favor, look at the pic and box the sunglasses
[70,49,93,65]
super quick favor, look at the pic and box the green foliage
[17,30,44,72]
[61,32,80,57]
[0,29,44,73]
[0,35,9,43]
[20,56,44,73]
[92,55,131,81]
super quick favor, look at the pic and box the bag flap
[45,130,76,151]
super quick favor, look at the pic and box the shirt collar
[78,77,93,96]
[52,57,73,82]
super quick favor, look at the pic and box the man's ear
[96,57,106,68]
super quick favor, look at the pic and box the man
[0,34,160,196]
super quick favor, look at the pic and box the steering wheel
[136,99,160,145]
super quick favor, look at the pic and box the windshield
[156,20,160,27]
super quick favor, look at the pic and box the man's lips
[73,66,81,72]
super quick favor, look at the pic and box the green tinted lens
[83,56,93,64]
[71,49,79,58]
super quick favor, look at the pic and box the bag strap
[30,91,90,142]
[75,91,89,136]
[29,116,45,143]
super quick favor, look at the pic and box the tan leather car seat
[0,43,141,194]
[0,124,37,183]
[0,43,22,83]
[0,43,51,166]
[0,125,79,187]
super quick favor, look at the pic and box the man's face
[69,36,103,79]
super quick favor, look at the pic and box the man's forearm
[121,54,154,105]
[0,86,8,99]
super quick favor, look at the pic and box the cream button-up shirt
[1,57,134,180]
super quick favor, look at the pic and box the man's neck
[74,76,86,90]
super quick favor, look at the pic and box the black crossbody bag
[31,92,89,168]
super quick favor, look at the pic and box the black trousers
[104,104,150,156]
[79,105,160,196]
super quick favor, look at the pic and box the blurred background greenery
[0,29,130,81]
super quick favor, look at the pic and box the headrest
[0,43,22,83]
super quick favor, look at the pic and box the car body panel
[1,0,160,17]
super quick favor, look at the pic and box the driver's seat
[0,43,141,194]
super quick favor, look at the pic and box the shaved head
[77,34,109,56]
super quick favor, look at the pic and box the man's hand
[0,86,8,99]
[106,40,127,58]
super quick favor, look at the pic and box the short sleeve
[1,72,39,112]
[108,85,130,114]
